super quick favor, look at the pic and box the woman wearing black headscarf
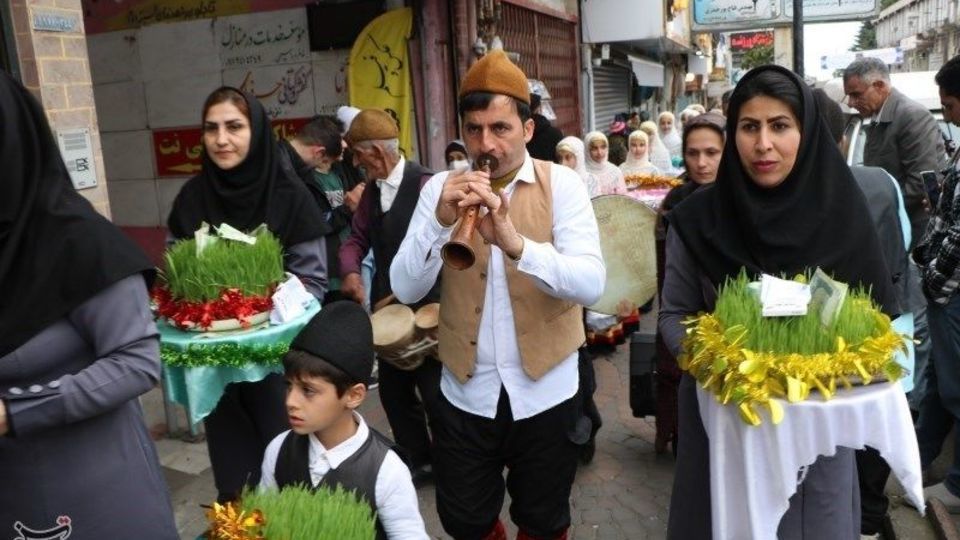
[167,87,328,502]
[659,66,898,539]
[0,73,177,537]
[653,112,726,455]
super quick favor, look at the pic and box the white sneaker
[924,482,960,513]
[859,534,880,540]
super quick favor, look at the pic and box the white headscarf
[620,130,661,177]
[658,111,682,160]
[639,121,672,171]
[583,131,627,195]
[556,136,600,197]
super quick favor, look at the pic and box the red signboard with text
[729,31,774,52]
[153,117,310,177]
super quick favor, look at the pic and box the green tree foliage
[851,21,877,51]
[741,44,774,70]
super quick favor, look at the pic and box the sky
[804,21,862,81]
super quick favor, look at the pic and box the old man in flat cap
[339,108,440,487]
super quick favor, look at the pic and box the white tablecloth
[697,382,923,540]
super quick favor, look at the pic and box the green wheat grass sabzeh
[240,484,377,540]
[160,229,285,302]
[712,270,883,354]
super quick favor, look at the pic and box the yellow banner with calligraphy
[348,7,415,158]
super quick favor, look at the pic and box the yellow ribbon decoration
[680,311,907,426]
[205,501,266,540]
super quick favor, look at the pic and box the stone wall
[86,7,352,227]
[10,0,110,217]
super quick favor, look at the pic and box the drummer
[390,51,605,540]
[337,109,441,485]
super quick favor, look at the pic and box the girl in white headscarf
[583,131,627,195]
[639,121,673,172]
[619,130,661,177]
[659,111,683,160]
[555,136,600,197]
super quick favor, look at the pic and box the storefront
[590,61,631,133]
[499,1,582,135]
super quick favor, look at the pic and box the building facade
[3,0,111,217]
[1,0,583,254]
[876,0,960,72]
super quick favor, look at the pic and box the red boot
[517,527,569,540]
[482,520,507,540]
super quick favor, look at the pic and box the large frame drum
[589,195,658,315]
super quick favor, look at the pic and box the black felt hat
[289,301,374,385]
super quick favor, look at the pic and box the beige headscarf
[619,130,660,177]
[556,136,600,197]
[583,131,627,195]
[639,121,672,171]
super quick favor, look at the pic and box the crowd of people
[5,40,960,540]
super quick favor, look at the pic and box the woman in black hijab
[168,87,328,502]
[653,112,726,455]
[0,72,177,537]
[659,66,898,539]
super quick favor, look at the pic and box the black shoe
[410,463,434,487]
[579,437,597,465]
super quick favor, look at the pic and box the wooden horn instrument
[441,153,498,270]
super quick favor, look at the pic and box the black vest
[368,160,441,307]
[274,428,396,540]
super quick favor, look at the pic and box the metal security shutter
[592,63,630,133]
[500,2,581,136]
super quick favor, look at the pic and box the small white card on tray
[270,274,314,324]
[759,274,811,317]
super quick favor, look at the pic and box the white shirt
[260,413,428,540]
[389,153,605,419]
[379,155,406,212]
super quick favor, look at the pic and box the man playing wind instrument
[390,51,605,540]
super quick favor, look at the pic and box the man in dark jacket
[526,93,563,161]
[278,116,364,304]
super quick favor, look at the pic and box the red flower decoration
[153,287,274,330]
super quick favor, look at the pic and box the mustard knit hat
[459,50,530,104]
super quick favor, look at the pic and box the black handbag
[629,332,657,418]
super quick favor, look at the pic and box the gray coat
[863,87,945,248]
[0,275,177,539]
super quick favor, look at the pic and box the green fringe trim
[161,342,289,368]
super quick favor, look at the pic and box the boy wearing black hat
[259,301,428,540]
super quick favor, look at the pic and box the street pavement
[144,314,675,539]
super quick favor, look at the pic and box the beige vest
[438,159,585,384]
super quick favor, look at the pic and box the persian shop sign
[81,0,312,34]
[729,31,774,51]
[693,0,877,31]
[153,118,309,177]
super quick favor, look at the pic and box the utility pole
[793,0,804,77]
